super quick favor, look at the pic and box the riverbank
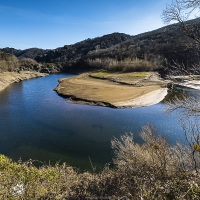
[0,71,48,92]
[55,71,169,108]
[168,75,200,90]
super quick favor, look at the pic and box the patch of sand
[114,88,168,107]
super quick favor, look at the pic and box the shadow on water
[0,74,199,171]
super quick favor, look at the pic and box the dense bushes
[86,57,162,72]
[0,51,19,72]
[0,125,199,199]
[0,51,63,73]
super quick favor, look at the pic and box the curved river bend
[0,74,198,170]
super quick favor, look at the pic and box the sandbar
[55,72,169,108]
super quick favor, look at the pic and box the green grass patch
[91,71,149,78]
[126,72,149,77]
[90,70,112,77]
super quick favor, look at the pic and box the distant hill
[1,47,49,59]
[82,20,200,72]
[1,19,200,73]
[35,33,132,64]
[35,19,200,72]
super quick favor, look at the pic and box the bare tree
[166,95,200,173]
[162,0,200,74]
[163,1,200,174]
[169,60,200,75]
[166,95,200,115]
[162,0,200,45]
[162,0,200,23]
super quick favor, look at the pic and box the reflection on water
[163,87,188,102]
[163,85,199,103]
[0,74,199,171]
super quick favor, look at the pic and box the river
[0,73,198,170]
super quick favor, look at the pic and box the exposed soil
[55,72,169,108]
[0,71,47,92]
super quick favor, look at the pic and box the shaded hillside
[35,33,132,64]
[0,51,62,73]
[1,19,200,74]
[1,47,49,59]
[33,19,200,73]
[83,20,200,73]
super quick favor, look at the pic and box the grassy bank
[0,125,199,199]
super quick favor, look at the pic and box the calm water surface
[0,74,199,170]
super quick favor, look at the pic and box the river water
[0,74,198,170]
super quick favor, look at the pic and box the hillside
[83,20,200,73]
[36,19,200,73]
[1,47,49,59]
[1,19,200,74]
[0,51,62,73]
[1,33,132,72]
[35,32,132,64]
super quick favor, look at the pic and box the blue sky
[0,0,171,49]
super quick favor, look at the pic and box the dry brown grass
[86,57,161,72]
[0,52,19,72]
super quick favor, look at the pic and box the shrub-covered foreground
[0,126,200,199]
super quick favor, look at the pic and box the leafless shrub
[0,51,19,72]
[169,60,200,75]
[19,58,38,64]
[86,57,161,72]
[112,126,194,177]
[166,95,200,116]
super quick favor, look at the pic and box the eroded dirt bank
[0,71,48,92]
